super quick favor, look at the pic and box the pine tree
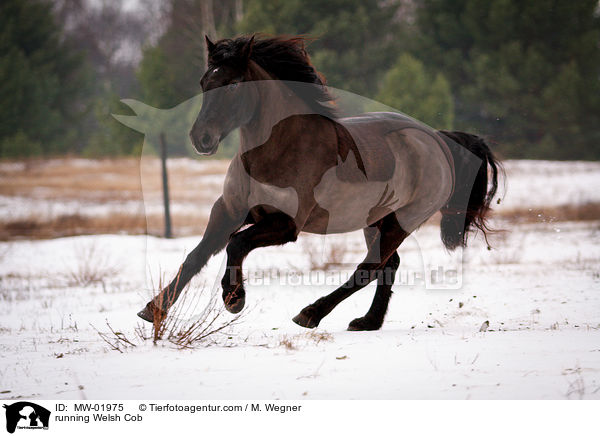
[415,0,600,159]
[0,0,92,157]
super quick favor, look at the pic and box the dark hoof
[292,306,321,329]
[137,301,167,324]
[223,289,246,314]
[347,316,382,331]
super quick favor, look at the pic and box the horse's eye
[227,82,239,91]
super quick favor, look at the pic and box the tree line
[1,0,599,160]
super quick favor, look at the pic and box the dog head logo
[3,402,50,433]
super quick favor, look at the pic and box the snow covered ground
[1,223,599,399]
[0,160,599,399]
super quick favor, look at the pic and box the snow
[1,220,599,399]
[0,159,599,399]
[498,160,600,208]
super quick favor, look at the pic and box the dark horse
[138,35,500,331]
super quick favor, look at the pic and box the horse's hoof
[223,291,245,314]
[347,316,382,331]
[137,301,166,324]
[292,306,321,329]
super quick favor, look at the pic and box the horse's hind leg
[347,225,400,331]
[221,212,297,313]
[292,213,408,329]
[347,251,400,331]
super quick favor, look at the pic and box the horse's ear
[241,35,255,63]
[205,35,216,53]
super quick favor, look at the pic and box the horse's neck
[240,63,314,154]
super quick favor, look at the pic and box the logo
[3,402,50,433]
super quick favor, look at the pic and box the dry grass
[0,212,209,240]
[0,157,228,202]
[1,213,147,240]
[1,158,598,241]
[0,159,142,205]
[5,201,596,241]
[495,202,600,224]
[0,157,222,240]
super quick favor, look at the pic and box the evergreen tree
[374,53,454,129]
[415,0,600,159]
[238,0,405,97]
[0,0,92,157]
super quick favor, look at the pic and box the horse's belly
[312,177,411,234]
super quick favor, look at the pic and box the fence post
[159,132,172,238]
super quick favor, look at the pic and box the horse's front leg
[138,196,244,323]
[221,212,297,313]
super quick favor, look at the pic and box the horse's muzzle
[190,130,219,155]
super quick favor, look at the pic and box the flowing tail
[438,130,501,250]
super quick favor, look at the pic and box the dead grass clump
[305,330,334,344]
[278,330,333,350]
[279,337,297,350]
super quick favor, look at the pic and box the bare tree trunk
[234,0,244,23]
[200,0,217,66]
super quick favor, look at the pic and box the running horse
[138,35,500,331]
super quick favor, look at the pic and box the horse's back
[325,112,455,232]
[337,111,452,180]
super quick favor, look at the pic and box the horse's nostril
[201,133,211,147]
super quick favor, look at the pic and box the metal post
[160,132,172,238]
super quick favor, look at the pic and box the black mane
[209,35,337,119]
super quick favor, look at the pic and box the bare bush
[150,276,243,349]
[94,274,243,351]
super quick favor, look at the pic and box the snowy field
[1,159,599,399]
